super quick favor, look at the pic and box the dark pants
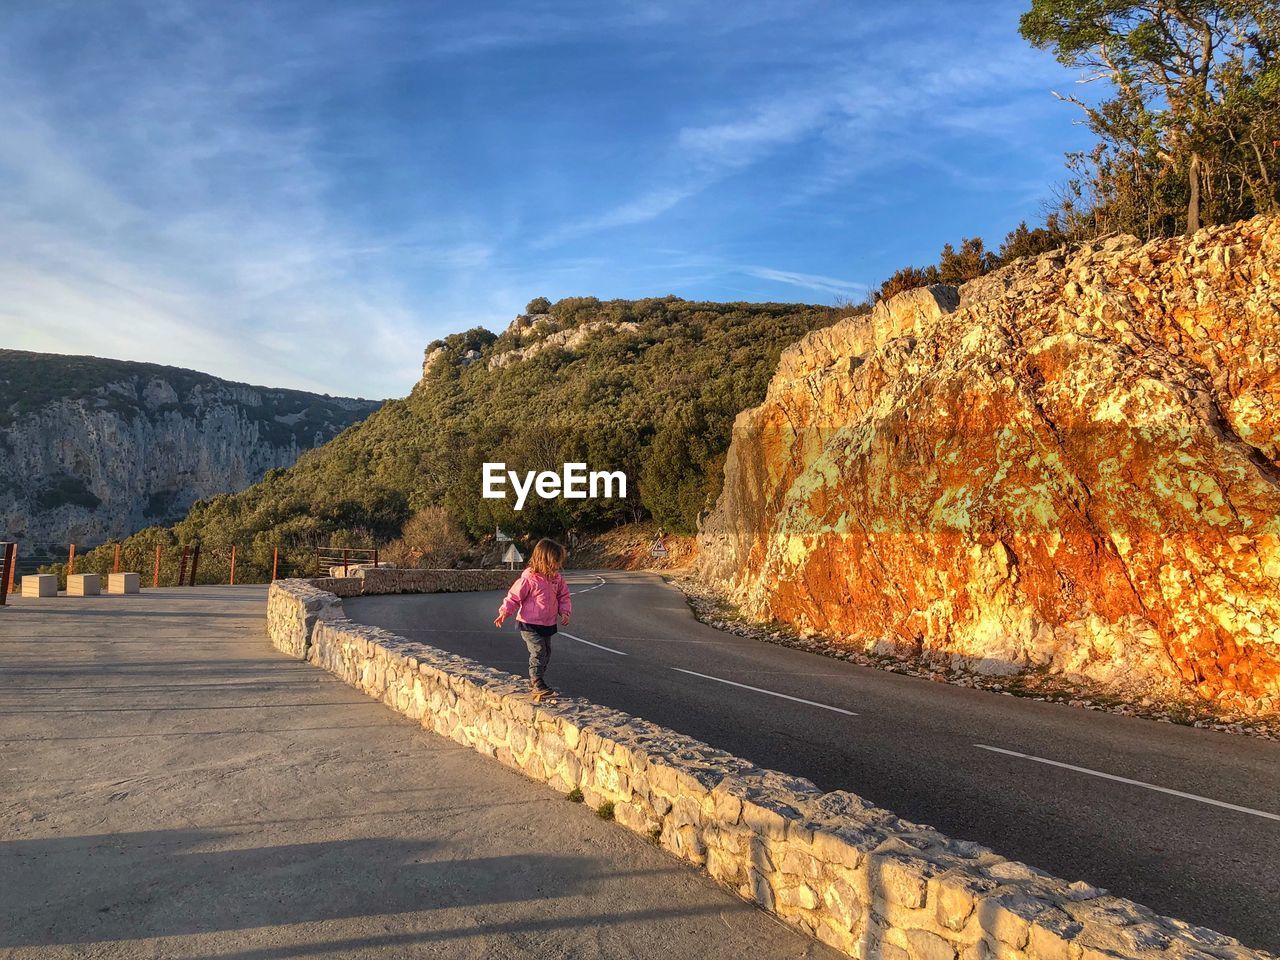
[520,629,552,683]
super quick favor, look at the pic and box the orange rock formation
[697,217,1280,714]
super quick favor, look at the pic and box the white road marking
[672,668,857,716]
[561,631,628,656]
[569,575,607,596]
[974,744,1280,822]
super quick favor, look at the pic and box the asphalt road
[346,570,1280,952]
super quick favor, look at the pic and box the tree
[525,297,552,315]
[938,237,997,284]
[1021,0,1279,235]
[875,265,941,302]
[999,216,1070,260]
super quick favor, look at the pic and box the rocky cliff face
[697,217,1280,715]
[0,351,380,547]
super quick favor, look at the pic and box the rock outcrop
[0,350,380,547]
[486,314,640,370]
[697,217,1280,715]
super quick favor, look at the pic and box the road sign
[650,539,668,557]
[502,543,524,566]
[496,526,512,542]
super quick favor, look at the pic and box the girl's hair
[527,538,567,576]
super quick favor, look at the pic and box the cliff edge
[0,350,381,546]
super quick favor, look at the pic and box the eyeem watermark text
[482,462,627,510]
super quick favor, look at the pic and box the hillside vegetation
[74,296,842,578]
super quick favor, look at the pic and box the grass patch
[566,787,584,803]
[596,800,615,821]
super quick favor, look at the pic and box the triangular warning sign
[502,543,524,564]
[650,540,668,557]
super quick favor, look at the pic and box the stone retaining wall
[265,579,1270,960]
[319,567,519,596]
[265,579,346,659]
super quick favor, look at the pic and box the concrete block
[67,573,101,596]
[106,572,140,594]
[21,574,57,598]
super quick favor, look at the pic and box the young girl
[494,538,572,701]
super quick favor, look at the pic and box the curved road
[346,570,1280,951]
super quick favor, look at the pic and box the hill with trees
[60,297,845,580]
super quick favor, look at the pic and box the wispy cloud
[533,185,701,248]
[677,96,832,169]
[739,266,867,297]
[543,10,1077,245]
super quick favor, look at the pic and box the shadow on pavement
[0,828,681,948]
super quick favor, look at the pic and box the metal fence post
[229,545,237,586]
[0,543,14,606]
[112,543,121,574]
[189,541,201,586]
[68,543,76,577]
[272,546,279,582]
[178,546,189,587]
[5,543,14,594]
[153,544,161,588]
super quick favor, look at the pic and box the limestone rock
[487,317,640,369]
[697,216,1280,715]
[0,351,379,546]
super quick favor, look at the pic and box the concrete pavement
[0,586,836,960]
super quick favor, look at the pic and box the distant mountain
[0,349,381,547]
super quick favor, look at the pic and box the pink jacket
[499,570,571,627]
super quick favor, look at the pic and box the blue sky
[0,1,1094,398]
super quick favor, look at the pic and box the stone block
[906,929,958,960]
[21,574,57,598]
[67,573,101,596]
[106,572,140,594]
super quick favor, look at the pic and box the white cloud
[677,96,832,168]
[533,185,700,248]
[739,266,867,297]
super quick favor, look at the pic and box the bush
[383,506,469,567]
[525,296,552,315]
